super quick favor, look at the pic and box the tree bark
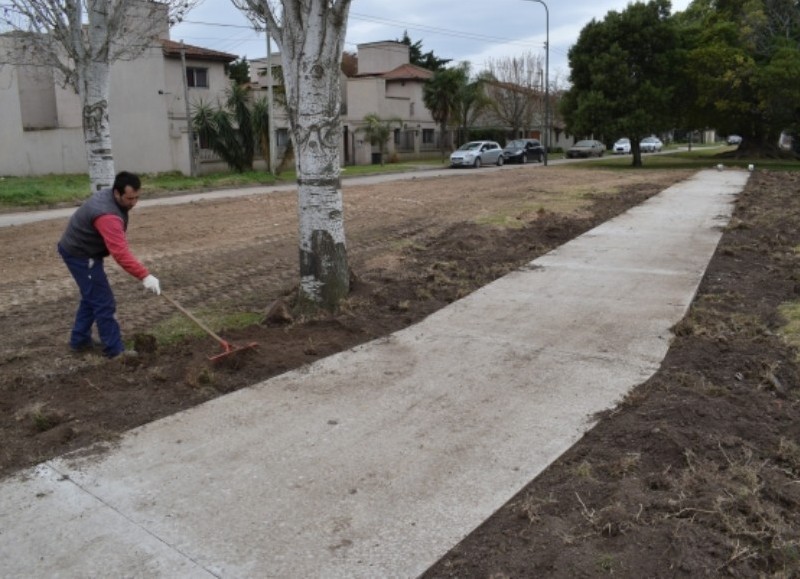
[81,60,115,192]
[276,1,351,311]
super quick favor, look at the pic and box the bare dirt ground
[1,165,799,576]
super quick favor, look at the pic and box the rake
[161,292,259,363]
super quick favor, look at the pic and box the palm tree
[192,100,248,172]
[251,97,272,172]
[227,82,255,168]
[453,64,492,146]
[359,113,401,166]
[192,82,259,173]
[423,67,468,159]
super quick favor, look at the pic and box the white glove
[143,274,161,295]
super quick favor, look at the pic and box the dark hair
[113,171,141,194]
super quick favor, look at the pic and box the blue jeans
[58,244,124,357]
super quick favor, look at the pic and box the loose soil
[1,165,799,576]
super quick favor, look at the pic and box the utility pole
[265,10,277,176]
[525,0,549,166]
[180,41,197,177]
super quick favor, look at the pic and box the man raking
[58,171,160,359]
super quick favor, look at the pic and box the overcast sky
[171,0,693,81]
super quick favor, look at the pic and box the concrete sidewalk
[0,170,749,578]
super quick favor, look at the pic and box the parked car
[613,138,631,154]
[450,141,504,168]
[566,139,605,158]
[727,134,742,145]
[502,138,545,164]
[640,136,663,153]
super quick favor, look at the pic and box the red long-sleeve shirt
[94,215,149,280]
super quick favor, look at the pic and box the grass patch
[14,402,64,432]
[0,160,445,209]
[596,554,617,574]
[475,186,602,228]
[592,146,800,172]
[0,175,92,207]
[778,301,800,360]
[151,309,262,347]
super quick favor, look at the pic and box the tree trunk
[81,0,116,192]
[279,2,350,311]
[440,121,448,160]
[631,142,643,167]
[81,60,115,192]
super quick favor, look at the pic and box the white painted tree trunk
[80,0,116,192]
[80,60,115,192]
[275,1,351,310]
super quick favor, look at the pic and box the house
[344,41,438,165]
[248,41,440,167]
[0,20,236,177]
[2,31,568,177]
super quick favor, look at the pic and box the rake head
[208,340,260,363]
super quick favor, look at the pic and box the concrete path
[0,170,749,578]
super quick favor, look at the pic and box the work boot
[70,340,103,355]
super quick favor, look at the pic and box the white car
[640,136,663,153]
[450,141,504,168]
[613,138,631,154]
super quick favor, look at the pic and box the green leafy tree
[423,66,468,158]
[226,57,251,85]
[398,31,451,71]
[679,0,800,153]
[560,0,680,166]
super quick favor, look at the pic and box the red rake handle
[161,291,230,348]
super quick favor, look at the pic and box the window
[18,65,58,131]
[277,128,290,147]
[422,129,434,144]
[186,67,209,88]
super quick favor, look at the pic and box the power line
[349,11,542,49]
[179,13,552,52]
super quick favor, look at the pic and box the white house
[0,21,236,177]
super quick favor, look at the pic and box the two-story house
[248,41,440,168]
[0,19,236,178]
[344,41,438,165]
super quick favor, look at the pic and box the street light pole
[265,22,277,176]
[525,0,549,166]
[264,0,277,176]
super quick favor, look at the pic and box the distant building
[249,41,441,167]
[0,17,235,177]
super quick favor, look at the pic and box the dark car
[566,139,605,158]
[502,138,545,164]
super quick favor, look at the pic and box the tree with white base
[232,0,351,311]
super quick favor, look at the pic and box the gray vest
[59,188,129,259]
